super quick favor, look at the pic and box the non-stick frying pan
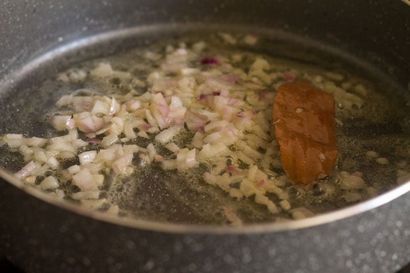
[0,1,409,273]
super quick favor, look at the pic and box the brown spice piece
[273,80,338,184]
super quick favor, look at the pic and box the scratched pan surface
[0,1,409,273]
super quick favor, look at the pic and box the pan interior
[0,25,409,225]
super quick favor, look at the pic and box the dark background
[1,257,410,273]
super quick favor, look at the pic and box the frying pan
[0,0,410,272]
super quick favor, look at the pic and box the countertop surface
[1,257,410,273]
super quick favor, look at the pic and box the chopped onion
[198,143,229,161]
[146,144,157,162]
[90,63,114,78]
[191,132,204,148]
[56,95,73,107]
[72,96,94,112]
[112,153,133,175]
[81,199,106,209]
[72,191,100,200]
[47,156,59,169]
[74,112,104,133]
[126,99,141,111]
[101,134,119,148]
[68,165,81,174]
[291,207,314,219]
[92,100,110,115]
[51,115,74,131]
[155,126,181,144]
[40,176,59,190]
[162,159,177,170]
[79,151,97,165]
[109,97,120,115]
[185,111,207,132]
[4,134,24,148]
[339,172,366,190]
[176,148,198,171]
[72,168,99,191]
[15,161,37,179]
[25,137,47,147]
[164,142,180,153]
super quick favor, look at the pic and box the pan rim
[1,23,409,234]
[1,166,409,234]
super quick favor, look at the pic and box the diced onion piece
[101,134,118,148]
[109,117,124,135]
[145,109,158,128]
[109,97,121,115]
[79,151,97,165]
[123,145,139,154]
[47,156,59,169]
[165,143,180,153]
[112,153,134,175]
[137,131,149,139]
[72,191,100,200]
[40,176,59,190]
[34,149,47,163]
[219,33,237,44]
[339,172,366,190]
[68,165,81,174]
[279,200,291,210]
[185,111,207,132]
[56,95,73,107]
[204,172,217,185]
[73,138,88,148]
[223,206,243,226]
[155,126,181,144]
[25,137,47,147]
[162,160,177,170]
[32,164,49,177]
[176,148,198,171]
[3,134,24,148]
[81,199,106,209]
[198,143,229,161]
[123,122,137,139]
[376,157,389,165]
[343,192,362,203]
[146,144,157,162]
[74,112,104,133]
[71,96,95,112]
[255,194,278,214]
[291,207,314,219]
[92,100,110,115]
[126,99,141,111]
[93,174,105,186]
[51,115,74,131]
[15,161,37,179]
[90,63,114,78]
[204,120,229,132]
[24,176,36,184]
[19,145,33,159]
[365,150,379,159]
[72,168,99,191]
[243,35,258,45]
[203,132,222,144]
[150,93,169,129]
[96,147,117,163]
[191,132,204,148]
[107,205,120,215]
[47,138,76,153]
